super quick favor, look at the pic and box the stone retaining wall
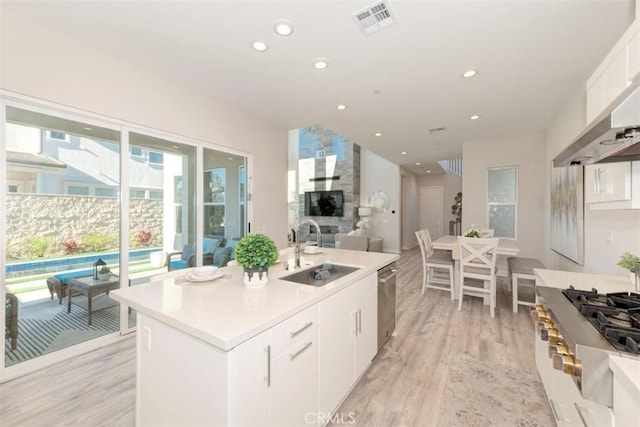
[6,194,163,259]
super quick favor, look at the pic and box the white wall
[545,81,640,277]
[417,171,462,237]
[400,168,420,250]
[462,133,546,259]
[0,9,289,247]
[360,149,401,254]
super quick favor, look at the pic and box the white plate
[186,270,224,282]
[304,248,323,255]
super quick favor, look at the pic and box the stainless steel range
[533,285,640,425]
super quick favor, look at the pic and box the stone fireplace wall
[292,125,361,243]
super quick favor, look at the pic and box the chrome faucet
[294,219,322,268]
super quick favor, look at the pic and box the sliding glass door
[3,105,122,367]
[2,97,248,372]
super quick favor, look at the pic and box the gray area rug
[4,296,134,367]
[437,354,554,426]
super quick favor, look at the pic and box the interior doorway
[419,186,444,240]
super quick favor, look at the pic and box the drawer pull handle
[289,321,313,338]
[289,341,312,361]
[265,345,271,387]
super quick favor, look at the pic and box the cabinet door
[586,74,605,125]
[270,330,318,427]
[318,308,355,415]
[585,163,632,203]
[628,29,640,84]
[354,285,378,379]
[604,47,629,108]
[228,330,270,427]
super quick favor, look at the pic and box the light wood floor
[0,247,542,426]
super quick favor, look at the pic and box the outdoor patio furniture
[5,292,18,350]
[67,276,121,325]
[167,236,230,271]
[47,268,95,304]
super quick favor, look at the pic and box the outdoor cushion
[225,239,239,259]
[181,244,195,261]
[203,238,220,254]
[53,269,94,284]
[213,247,232,267]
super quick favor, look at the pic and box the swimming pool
[5,248,161,278]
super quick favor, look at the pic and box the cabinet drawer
[270,304,318,356]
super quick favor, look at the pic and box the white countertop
[110,247,398,351]
[534,269,635,294]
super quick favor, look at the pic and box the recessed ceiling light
[336,104,347,110]
[82,127,92,131]
[469,115,481,120]
[401,151,407,155]
[415,162,421,166]
[312,59,329,70]
[251,40,269,52]
[426,170,431,174]
[462,69,477,78]
[375,132,382,137]
[274,20,294,36]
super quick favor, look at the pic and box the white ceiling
[3,0,636,174]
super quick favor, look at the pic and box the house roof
[7,151,67,170]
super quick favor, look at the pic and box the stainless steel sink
[280,263,360,287]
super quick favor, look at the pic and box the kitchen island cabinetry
[110,247,398,427]
[318,273,377,416]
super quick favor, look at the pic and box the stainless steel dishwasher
[377,262,397,351]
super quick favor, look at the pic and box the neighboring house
[6,123,164,198]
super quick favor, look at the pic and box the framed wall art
[550,164,584,264]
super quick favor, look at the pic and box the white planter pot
[150,251,167,268]
[243,268,269,288]
[97,272,111,281]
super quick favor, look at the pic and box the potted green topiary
[617,251,640,286]
[97,265,111,281]
[235,233,279,288]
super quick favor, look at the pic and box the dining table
[431,234,520,301]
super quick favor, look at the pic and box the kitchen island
[110,247,398,427]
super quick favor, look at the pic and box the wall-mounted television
[304,190,344,217]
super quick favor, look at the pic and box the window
[130,146,143,157]
[67,185,89,195]
[95,187,115,197]
[487,167,517,238]
[46,130,70,142]
[130,189,146,199]
[149,190,163,200]
[148,151,163,165]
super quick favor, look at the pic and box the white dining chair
[415,229,455,299]
[457,236,499,317]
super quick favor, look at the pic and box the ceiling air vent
[352,1,396,35]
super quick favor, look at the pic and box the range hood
[553,84,640,167]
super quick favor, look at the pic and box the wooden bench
[507,257,545,313]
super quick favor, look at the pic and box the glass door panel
[127,132,196,329]
[4,105,121,367]
[203,148,248,265]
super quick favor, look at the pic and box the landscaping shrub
[135,229,152,247]
[62,236,80,254]
[24,235,51,257]
[81,231,118,253]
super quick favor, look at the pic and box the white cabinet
[229,330,270,427]
[134,272,381,427]
[318,272,378,416]
[586,21,640,124]
[269,305,319,427]
[627,29,640,84]
[585,161,640,209]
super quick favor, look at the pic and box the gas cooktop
[562,286,640,355]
